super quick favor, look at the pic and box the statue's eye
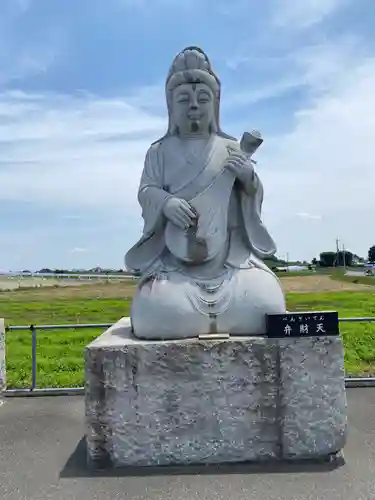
[176,94,189,103]
[198,93,211,103]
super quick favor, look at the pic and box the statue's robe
[125,135,276,277]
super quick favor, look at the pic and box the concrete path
[0,390,374,500]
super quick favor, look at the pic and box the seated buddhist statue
[125,46,286,339]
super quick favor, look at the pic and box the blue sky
[1,0,375,270]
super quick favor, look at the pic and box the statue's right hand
[163,197,196,229]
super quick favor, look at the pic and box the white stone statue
[125,46,286,339]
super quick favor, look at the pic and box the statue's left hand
[224,151,254,185]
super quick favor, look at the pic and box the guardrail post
[0,319,5,394]
[30,325,37,391]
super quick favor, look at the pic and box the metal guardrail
[2,318,375,396]
[4,323,113,394]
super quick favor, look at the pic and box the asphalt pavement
[345,270,370,277]
[0,389,374,500]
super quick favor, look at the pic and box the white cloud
[62,215,82,220]
[295,212,322,221]
[224,34,367,109]
[2,37,375,263]
[0,0,31,18]
[0,1,64,86]
[125,84,166,113]
[116,0,198,11]
[258,44,375,259]
[0,91,166,213]
[290,36,368,94]
[223,75,305,107]
[70,247,88,253]
[272,0,343,29]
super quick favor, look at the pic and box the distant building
[90,267,104,273]
[352,254,365,265]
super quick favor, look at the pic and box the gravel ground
[281,275,373,293]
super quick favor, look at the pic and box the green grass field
[1,286,375,388]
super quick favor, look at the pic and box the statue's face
[172,83,215,136]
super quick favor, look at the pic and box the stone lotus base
[85,318,347,468]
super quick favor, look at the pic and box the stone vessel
[85,318,347,468]
[125,46,286,340]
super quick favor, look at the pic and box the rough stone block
[85,318,347,468]
[278,337,347,458]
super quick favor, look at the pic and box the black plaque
[265,311,339,338]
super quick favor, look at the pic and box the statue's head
[155,46,234,141]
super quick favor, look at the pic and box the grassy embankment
[0,279,374,388]
[330,269,375,286]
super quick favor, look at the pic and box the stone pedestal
[85,318,347,468]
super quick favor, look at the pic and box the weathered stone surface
[279,337,347,458]
[0,318,5,393]
[85,318,347,467]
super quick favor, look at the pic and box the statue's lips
[187,114,201,120]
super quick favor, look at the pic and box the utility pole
[334,237,340,267]
[335,238,340,254]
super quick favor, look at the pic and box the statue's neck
[177,130,212,140]
[176,135,214,155]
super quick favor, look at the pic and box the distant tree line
[315,245,375,267]
[317,251,354,267]
[32,246,375,275]
[368,245,375,263]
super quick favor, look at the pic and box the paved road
[0,390,374,500]
[345,270,368,277]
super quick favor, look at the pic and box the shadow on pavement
[60,437,345,478]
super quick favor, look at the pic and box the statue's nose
[189,96,199,109]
